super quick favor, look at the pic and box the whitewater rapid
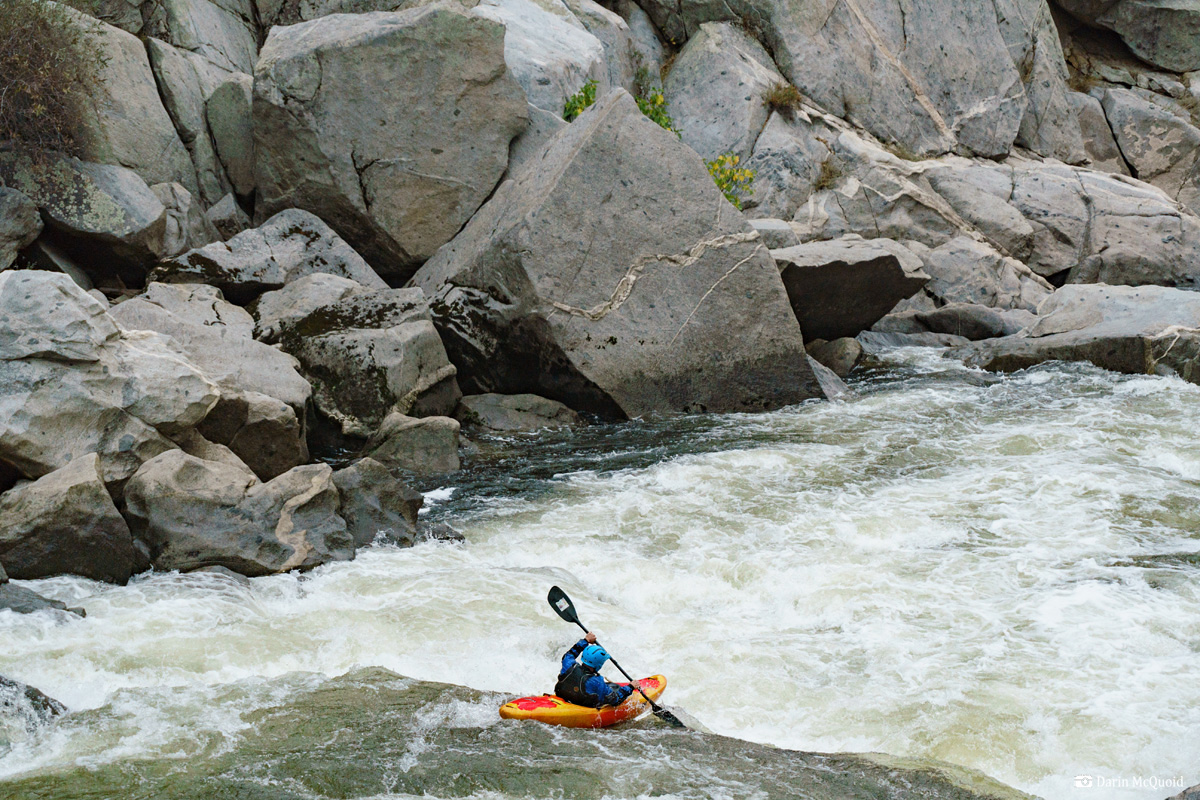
[2,350,1198,800]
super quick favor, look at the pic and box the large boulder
[413,90,821,417]
[109,282,312,412]
[0,153,168,286]
[0,189,42,270]
[62,6,197,194]
[277,288,461,437]
[954,283,1200,379]
[145,38,235,207]
[743,109,840,219]
[664,22,782,161]
[1,675,67,754]
[124,450,354,576]
[1069,91,1130,176]
[0,583,84,616]
[206,73,255,197]
[362,413,461,475]
[469,0,608,114]
[332,457,422,547]
[142,0,258,74]
[253,6,529,282]
[109,283,311,478]
[456,393,581,432]
[771,237,930,341]
[0,272,219,489]
[152,209,387,305]
[1099,88,1200,214]
[0,454,137,583]
[250,273,369,344]
[1054,0,1200,73]
[151,182,221,258]
[904,237,1053,311]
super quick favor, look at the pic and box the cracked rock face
[412,89,821,418]
[1055,0,1200,73]
[253,6,529,283]
[635,0,1080,161]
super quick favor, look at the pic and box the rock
[743,110,838,220]
[144,38,234,207]
[332,457,422,547]
[18,241,93,292]
[807,355,851,401]
[507,104,569,177]
[195,391,308,481]
[0,152,168,285]
[639,0,1045,160]
[153,209,388,305]
[805,338,863,379]
[563,0,637,93]
[872,311,930,335]
[907,237,1053,311]
[1069,91,1131,176]
[172,428,258,481]
[363,413,460,475]
[1168,784,1200,800]
[0,562,5,583]
[664,22,781,161]
[205,194,251,241]
[124,451,354,576]
[608,0,663,82]
[413,90,821,416]
[250,273,370,344]
[0,189,42,270]
[206,73,255,197]
[923,166,1037,260]
[954,283,1200,378]
[254,6,528,282]
[419,521,465,542]
[771,237,930,341]
[0,454,137,583]
[142,0,258,74]
[748,219,799,250]
[914,303,1034,341]
[63,6,196,194]
[1099,88,1200,213]
[109,282,312,414]
[0,272,219,489]
[456,393,582,432]
[151,182,220,258]
[1056,0,1200,73]
[0,584,83,616]
[857,330,972,352]
[0,675,66,726]
[470,0,607,114]
[277,288,461,437]
[994,0,1087,163]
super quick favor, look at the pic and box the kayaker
[555,632,635,708]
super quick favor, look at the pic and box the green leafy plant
[761,82,803,115]
[706,152,755,210]
[0,0,105,156]
[563,79,598,122]
[636,88,679,135]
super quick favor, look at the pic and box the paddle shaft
[567,619,666,715]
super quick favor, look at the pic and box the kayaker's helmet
[580,644,610,670]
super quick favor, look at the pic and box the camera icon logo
[1075,775,1094,788]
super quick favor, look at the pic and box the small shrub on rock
[762,82,803,115]
[636,88,679,135]
[706,152,755,210]
[563,79,598,122]
[0,0,105,156]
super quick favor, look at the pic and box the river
[1,349,1198,800]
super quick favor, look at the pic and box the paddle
[547,585,686,729]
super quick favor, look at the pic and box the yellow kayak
[498,675,667,728]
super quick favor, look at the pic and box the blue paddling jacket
[555,639,634,708]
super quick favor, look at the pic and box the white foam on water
[2,354,1199,797]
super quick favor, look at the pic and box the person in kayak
[555,632,635,708]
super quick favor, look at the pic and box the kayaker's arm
[586,676,634,706]
[559,638,590,677]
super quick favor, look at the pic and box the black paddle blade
[547,586,579,624]
[653,707,687,729]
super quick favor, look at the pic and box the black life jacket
[555,663,600,707]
